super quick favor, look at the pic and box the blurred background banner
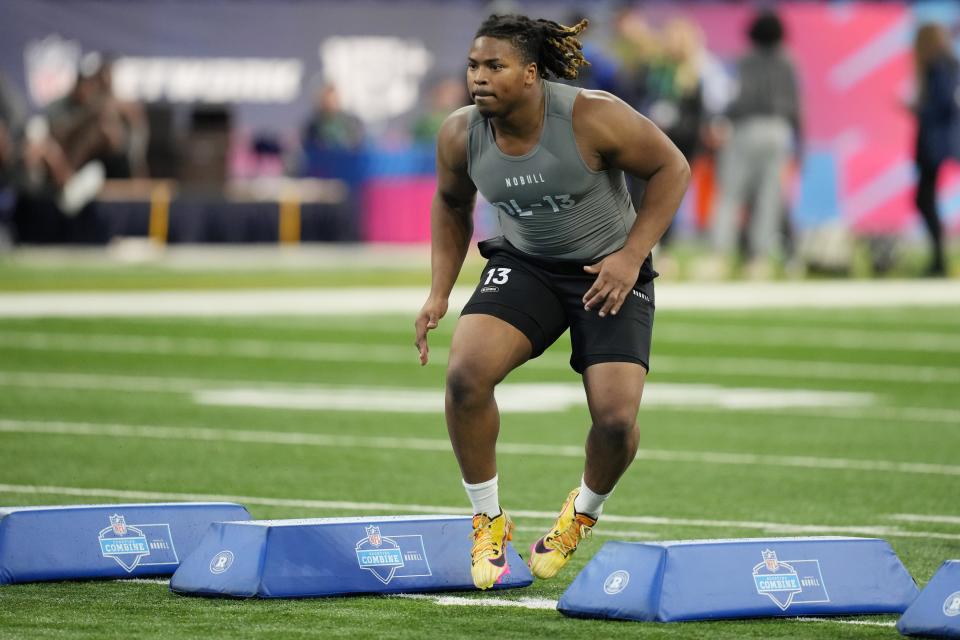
[2,0,960,246]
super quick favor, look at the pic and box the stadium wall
[3,0,960,242]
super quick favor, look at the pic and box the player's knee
[592,412,638,443]
[445,363,494,409]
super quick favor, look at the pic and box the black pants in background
[915,160,947,274]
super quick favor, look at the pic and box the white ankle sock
[573,476,611,519]
[463,475,500,517]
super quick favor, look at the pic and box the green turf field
[0,271,957,638]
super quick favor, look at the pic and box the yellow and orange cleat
[470,511,514,590]
[528,489,596,580]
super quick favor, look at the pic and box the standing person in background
[643,18,707,274]
[302,84,365,152]
[912,23,956,277]
[414,14,689,590]
[708,9,801,279]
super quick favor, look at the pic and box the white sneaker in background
[691,254,731,281]
[58,161,105,216]
[744,258,775,281]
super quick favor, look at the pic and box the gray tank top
[467,80,636,262]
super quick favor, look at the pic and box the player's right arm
[415,107,478,365]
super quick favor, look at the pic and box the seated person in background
[46,52,148,179]
[411,77,469,143]
[302,84,365,151]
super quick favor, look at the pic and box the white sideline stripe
[0,483,956,541]
[650,403,960,425]
[2,418,958,478]
[114,578,170,585]
[126,312,960,331]
[399,595,898,628]
[792,617,896,628]
[2,280,960,317]
[90,584,900,626]
[394,594,559,610]
[0,370,956,424]
[653,355,960,384]
[194,384,873,412]
[0,332,425,364]
[512,525,658,540]
[4,331,960,384]
[888,513,960,525]
[659,323,960,353]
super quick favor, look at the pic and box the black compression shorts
[460,237,656,374]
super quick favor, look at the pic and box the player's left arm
[577,91,691,317]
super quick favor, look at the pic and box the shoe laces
[548,514,594,557]
[471,514,502,561]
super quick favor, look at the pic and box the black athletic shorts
[461,237,656,374]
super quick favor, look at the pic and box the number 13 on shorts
[483,268,511,285]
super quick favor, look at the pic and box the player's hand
[582,249,641,318]
[414,296,448,365]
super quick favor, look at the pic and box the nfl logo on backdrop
[354,525,432,585]
[752,549,829,611]
[110,514,127,535]
[97,513,179,572]
[99,514,150,571]
[356,526,404,584]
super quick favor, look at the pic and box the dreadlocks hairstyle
[475,14,590,80]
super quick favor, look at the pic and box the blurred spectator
[3,70,105,243]
[563,12,619,94]
[302,84,365,151]
[645,18,707,261]
[0,72,27,246]
[709,9,801,279]
[46,52,148,179]
[650,18,705,164]
[912,22,955,277]
[608,9,661,241]
[411,76,468,143]
[610,8,661,112]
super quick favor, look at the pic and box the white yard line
[512,525,658,540]
[3,330,960,384]
[399,595,899,628]
[93,580,900,627]
[0,482,955,541]
[0,370,956,424]
[2,281,959,317]
[393,594,560,610]
[1,418,956,478]
[792,616,896,628]
[194,384,872,412]
[0,371,960,424]
[650,355,960,384]
[0,332,423,363]
[649,403,960,425]
[658,323,960,353]
[887,513,960,525]
[113,578,171,585]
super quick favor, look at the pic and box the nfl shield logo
[366,525,382,547]
[762,549,779,572]
[110,514,128,535]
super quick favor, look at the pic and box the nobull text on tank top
[467,80,637,262]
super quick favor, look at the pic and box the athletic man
[414,15,690,590]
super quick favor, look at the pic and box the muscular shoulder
[573,89,684,178]
[572,89,646,163]
[436,106,475,171]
